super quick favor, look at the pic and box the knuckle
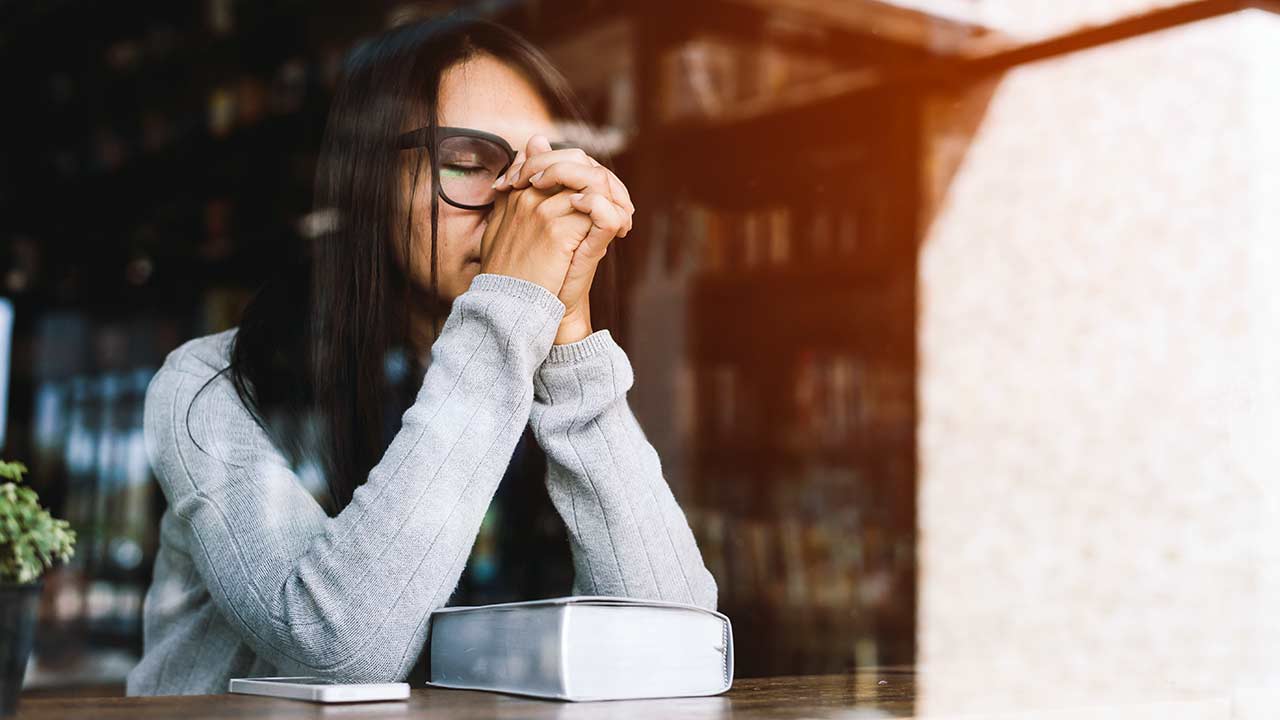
[516,189,540,210]
[533,199,557,221]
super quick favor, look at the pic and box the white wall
[918,10,1280,715]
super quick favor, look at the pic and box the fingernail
[530,171,544,184]
[506,161,524,184]
[491,177,504,189]
[570,193,584,202]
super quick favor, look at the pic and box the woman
[127,16,717,696]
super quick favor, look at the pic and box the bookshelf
[603,0,961,677]
[5,0,386,684]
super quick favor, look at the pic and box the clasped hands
[478,134,634,346]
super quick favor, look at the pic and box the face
[398,53,559,304]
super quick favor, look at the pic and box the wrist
[554,308,592,345]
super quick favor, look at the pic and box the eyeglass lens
[437,135,509,207]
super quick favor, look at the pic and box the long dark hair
[225,15,619,512]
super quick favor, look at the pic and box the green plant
[0,461,75,584]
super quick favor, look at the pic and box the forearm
[529,330,718,611]
[160,274,566,679]
[293,274,565,676]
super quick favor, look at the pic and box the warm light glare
[885,0,1194,40]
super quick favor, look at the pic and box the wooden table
[14,670,916,719]
[22,667,1280,718]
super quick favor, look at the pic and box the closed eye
[441,164,487,178]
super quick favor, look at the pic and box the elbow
[686,566,716,609]
[695,567,719,612]
[273,624,410,683]
[275,577,420,678]
[314,663,406,685]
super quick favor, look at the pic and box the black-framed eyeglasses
[397,125,578,210]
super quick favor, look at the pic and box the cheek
[407,209,477,281]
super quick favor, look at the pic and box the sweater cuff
[467,273,566,319]
[544,329,617,366]
[533,327,634,412]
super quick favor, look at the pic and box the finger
[504,146,635,221]
[527,133,553,156]
[528,150,632,214]
[570,192,626,232]
[531,186,595,219]
[494,135,557,190]
[603,169,635,215]
[506,146,594,189]
[568,158,634,217]
[568,192,626,260]
[528,162,632,236]
[495,148,527,190]
[573,194,627,262]
[510,184,566,234]
[527,161,606,194]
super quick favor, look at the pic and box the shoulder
[145,327,243,434]
[144,327,279,467]
[142,328,318,517]
[157,327,240,381]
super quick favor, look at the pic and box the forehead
[436,54,558,151]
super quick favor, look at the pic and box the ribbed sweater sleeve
[143,273,563,682]
[530,329,719,611]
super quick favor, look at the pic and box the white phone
[229,676,411,703]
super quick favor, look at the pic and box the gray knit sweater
[126,273,717,696]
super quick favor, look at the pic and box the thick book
[426,595,734,701]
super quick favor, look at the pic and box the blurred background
[1,0,1275,702]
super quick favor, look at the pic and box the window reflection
[5,0,1275,706]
